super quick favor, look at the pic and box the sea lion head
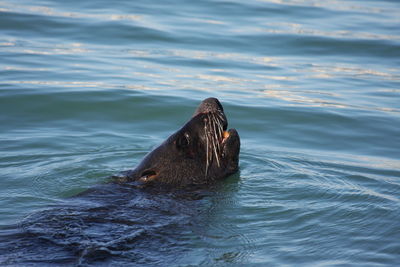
[126,98,240,187]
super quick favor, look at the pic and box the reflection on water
[261,22,400,41]
[3,40,398,113]
[0,1,142,22]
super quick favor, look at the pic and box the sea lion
[0,98,240,265]
[122,97,240,187]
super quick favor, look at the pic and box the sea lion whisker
[216,111,225,122]
[208,114,214,167]
[211,130,220,167]
[204,119,209,177]
[211,113,218,132]
[212,114,220,139]
[214,113,225,142]
[208,113,214,173]
[213,113,224,154]
[211,117,221,163]
[213,122,219,147]
[214,114,223,140]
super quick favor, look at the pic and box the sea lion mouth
[221,129,230,144]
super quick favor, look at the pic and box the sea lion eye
[176,132,190,150]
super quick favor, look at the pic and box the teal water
[1,0,400,266]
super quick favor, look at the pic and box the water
[1,0,399,265]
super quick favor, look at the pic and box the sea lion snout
[193,97,223,115]
[193,97,228,131]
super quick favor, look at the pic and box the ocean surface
[1,0,399,266]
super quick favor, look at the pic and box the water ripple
[1,0,400,265]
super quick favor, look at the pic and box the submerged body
[123,97,240,187]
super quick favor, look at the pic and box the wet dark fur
[0,184,216,266]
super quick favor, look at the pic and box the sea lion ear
[176,132,190,151]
